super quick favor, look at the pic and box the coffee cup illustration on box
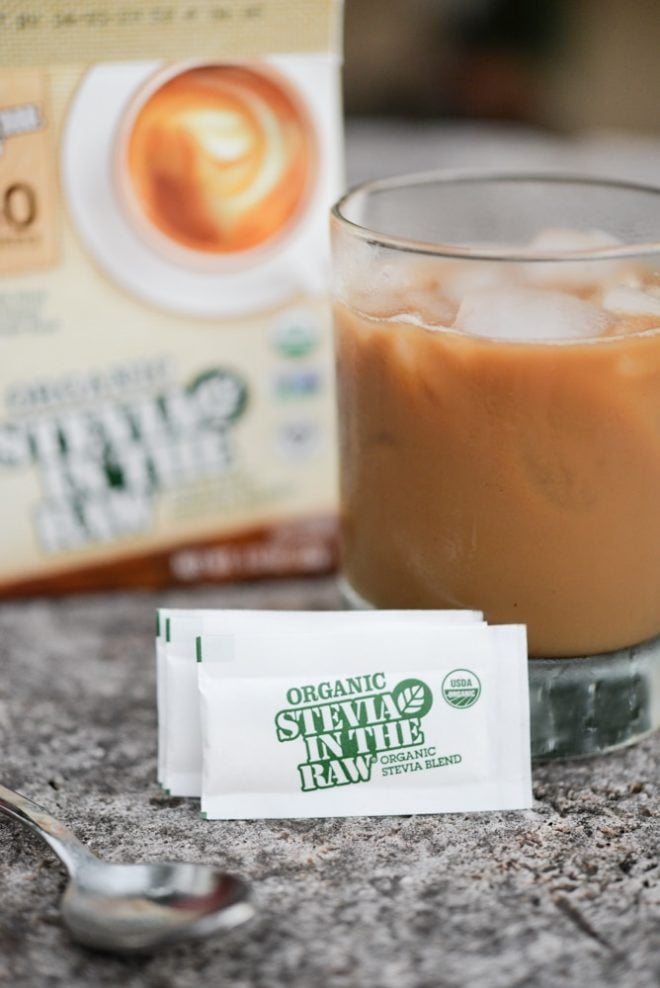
[116,63,318,268]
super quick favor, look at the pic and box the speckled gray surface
[1,578,658,988]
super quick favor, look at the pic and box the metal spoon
[0,783,254,953]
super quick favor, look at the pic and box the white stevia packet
[155,610,203,789]
[198,624,531,819]
[156,608,484,796]
[157,609,244,789]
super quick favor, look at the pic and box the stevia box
[0,1,344,595]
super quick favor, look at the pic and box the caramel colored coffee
[125,65,316,255]
[335,251,660,656]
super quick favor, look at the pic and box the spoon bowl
[61,861,253,953]
[0,784,254,953]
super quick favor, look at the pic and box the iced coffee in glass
[331,174,660,758]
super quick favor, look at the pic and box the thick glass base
[339,578,660,761]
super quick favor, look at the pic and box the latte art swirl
[125,65,316,255]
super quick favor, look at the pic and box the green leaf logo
[392,679,433,719]
[188,368,249,426]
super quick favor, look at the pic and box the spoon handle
[0,783,97,877]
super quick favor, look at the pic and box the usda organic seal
[441,669,481,709]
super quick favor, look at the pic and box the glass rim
[331,170,660,261]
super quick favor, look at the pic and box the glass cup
[331,172,660,759]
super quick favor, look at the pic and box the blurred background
[343,0,660,132]
[341,0,660,187]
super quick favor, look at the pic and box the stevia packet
[156,607,484,796]
[197,624,531,819]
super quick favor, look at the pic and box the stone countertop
[1,578,658,988]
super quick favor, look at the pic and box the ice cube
[441,261,519,304]
[454,287,611,342]
[338,252,456,322]
[523,227,623,290]
[336,245,411,315]
[529,227,621,253]
[602,285,660,318]
[340,277,406,320]
[403,287,456,326]
[345,283,402,319]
